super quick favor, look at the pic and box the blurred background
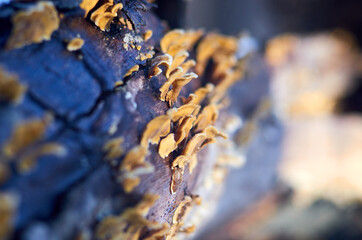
[156,0,362,239]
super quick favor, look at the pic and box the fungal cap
[175,115,196,145]
[148,54,173,78]
[158,134,177,158]
[67,37,84,51]
[123,64,139,78]
[166,72,198,106]
[6,2,60,50]
[143,30,153,42]
[0,67,26,104]
[120,145,147,171]
[3,115,51,157]
[140,115,171,148]
[103,137,124,160]
[17,143,66,173]
[80,0,99,17]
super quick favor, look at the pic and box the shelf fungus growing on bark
[66,37,84,51]
[6,2,60,50]
[96,194,169,240]
[143,30,153,42]
[2,116,52,158]
[165,195,201,240]
[158,133,177,159]
[0,193,18,240]
[118,146,154,193]
[2,115,67,173]
[103,137,124,162]
[81,0,152,31]
[0,67,26,104]
[0,1,254,238]
[80,0,99,17]
[149,30,202,105]
[124,64,140,78]
[89,1,123,31]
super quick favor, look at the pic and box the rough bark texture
[0,1,281,239]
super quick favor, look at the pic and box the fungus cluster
[103,137,124,163]
[96,194,169,240]
[1,115,66,173]
[80,0,123,31]
[165,195,201,240]
[89,1,123,31]
[149,29,203,105]
[116,30,245,196]
[6,2,60,50]
[80,0,150,32]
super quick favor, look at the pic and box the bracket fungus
[172,126,227,173]
[165,72,198,105]
[96,194,169,240]
[167,103,200,123]
[90,1,123,31]
[195,33,237,75]
[103,137,124,161]
[148,54,173,79]
[194,104,220,132]
[123,64,140,78]
[140,115,171,148]
[158,133,177,159]
[165,195,201,239]
[6,2,60,50]
[119,146,154,193]
[0,0,254,238]
[0,67,26,104]
[80,0,99,17]
[17,143,66,173]
[0,193,18,240]
[174,116,196,145]
[151,30,204,105]
[66,37,84,51]
[2,116,52,158]
[143,30,153,42]
[184,83,214,105]
[160,29,203,54]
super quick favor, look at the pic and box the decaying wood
[0,1,281,239]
